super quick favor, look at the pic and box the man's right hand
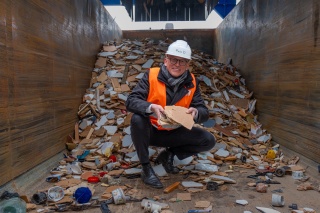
[150,104,164,119]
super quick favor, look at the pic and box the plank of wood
[163,182,180,193]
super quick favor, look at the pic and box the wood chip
[177,193,191,201]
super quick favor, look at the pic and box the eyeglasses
[166,57,189,66]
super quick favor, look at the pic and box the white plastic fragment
[256,207,281,213]
[236,200,248,205]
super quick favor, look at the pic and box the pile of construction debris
[15,39,318,213]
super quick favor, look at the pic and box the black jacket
[125,67,209,124]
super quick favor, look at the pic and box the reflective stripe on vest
[147,67,196,130]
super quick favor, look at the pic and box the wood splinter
[163,181,180,193]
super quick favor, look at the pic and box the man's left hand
[186,107,198,119]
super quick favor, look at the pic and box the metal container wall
[0,0,122,186]
[214,0,320,163]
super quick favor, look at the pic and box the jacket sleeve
[190,78,209,124]
[125,71,153,116]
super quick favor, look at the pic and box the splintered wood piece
[207,156,223,165]
[95,57,107,68]
[86,128,94,139]
[177,193,191,201]
[111,78,122,92]
[121,64,129,84]
[164,182,180,193]
[121,84,130,92]
[89,104,100,119]
[224,156,237,161]
[103,45,117,52]
[74,122,79,143]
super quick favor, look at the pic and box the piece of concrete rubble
[103,126,118,135]
[251,155,260,161]
[209,175,236,184]
[142,59,154,68]
[186,188,203,193]
[125,55,139,60]
[130,154,140,162]
[197,160,212,164]
[98,51,117,57]
[100,142,114,155]
[173,156,193,166]
[213,143,227,150]
[214,116,224,125]
[256,207,281,213]
[236,200,248,205]
[103,45,117,52]
[116,118,124,126]
[135,72,145,79]
[107,70,120,77]
[126,151,136,158]
[215,148,230,157]
[111,59,126,66]
[124,168,141,175]
[123,126,131,134]
[141,199,169,209]
[181,181,203,188]
[195,163,218,172]
[153,164,168,177]
[122,135,133,148]
[257,134,271,143]
[177,193,191,201]
[79,119,93,130]
[302,208,316,213]
[118,93,127,101]
[195,201,211,208]
[95,115,108,129]
[130,148,156,162]
[182,165,195,171]
[198,151,214,160]
[132,49,144,55]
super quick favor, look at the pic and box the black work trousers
[130,113,216,164]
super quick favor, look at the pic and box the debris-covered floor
[22,159,319,213]
[2,38,319,213]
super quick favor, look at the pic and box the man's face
[164,55,190,77]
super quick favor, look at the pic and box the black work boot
[155,150,179,174]
[141,164,163,189]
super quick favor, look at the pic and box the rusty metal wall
[123,29,215,55]
[214,0,320,163]
[0,0,122,186]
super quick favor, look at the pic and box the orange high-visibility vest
[147,67,196,130]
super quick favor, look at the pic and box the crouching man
[125,40,216,188]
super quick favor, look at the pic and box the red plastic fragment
[87,176,100,183]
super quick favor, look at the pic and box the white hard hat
[166,40,191,60]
